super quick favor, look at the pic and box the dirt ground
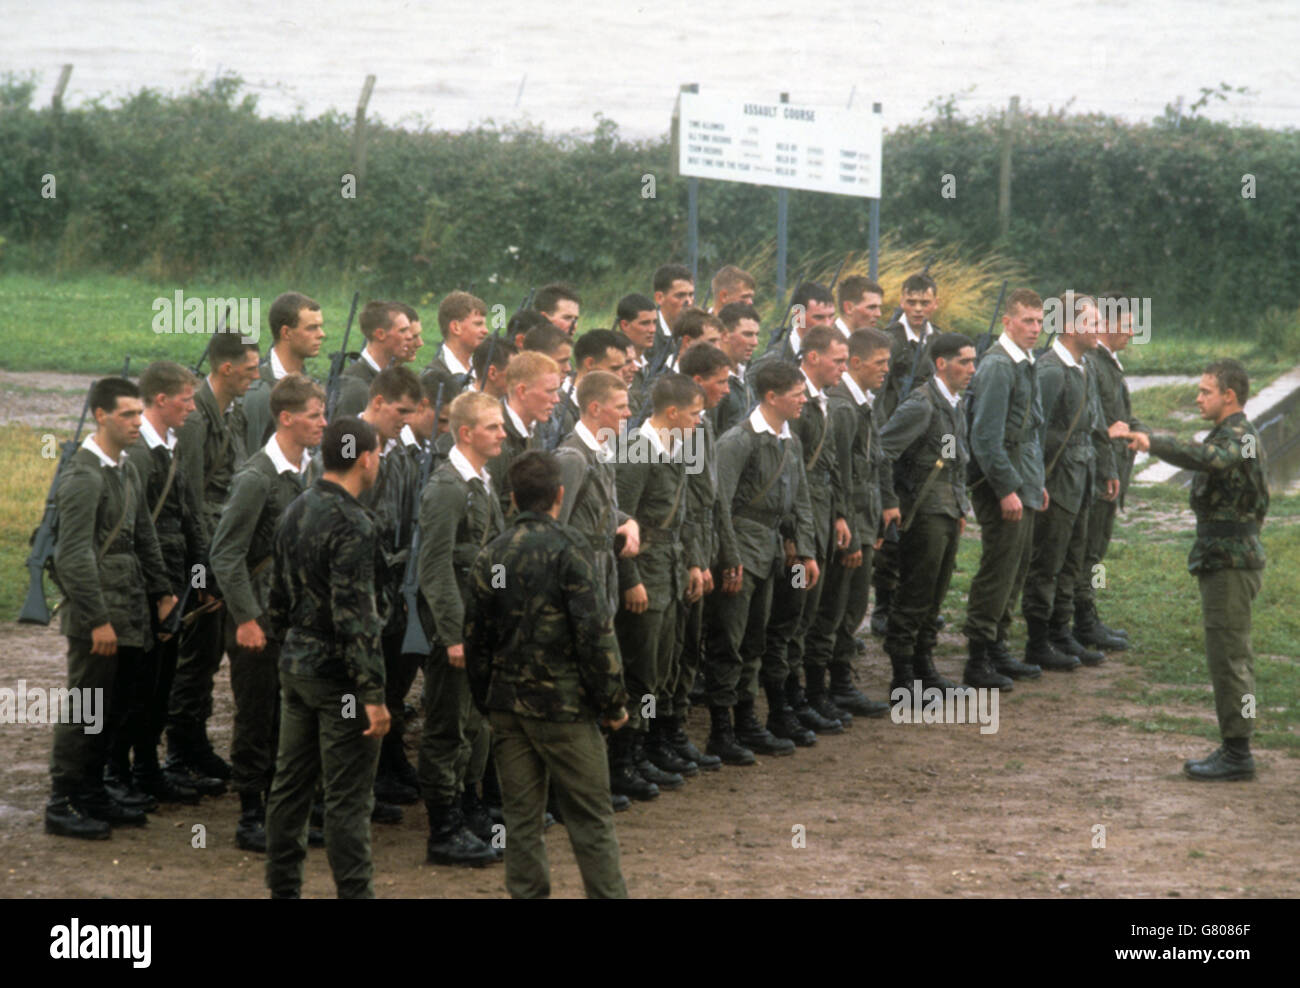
[2,619,1297,899]
[2,371,1297,899]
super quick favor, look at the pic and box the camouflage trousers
[490,710,627,899]
[1199,568,1262,740]
[265,671,381,899]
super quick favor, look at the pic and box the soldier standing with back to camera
[1116,360,1268,781]
[464,451,630,899]
[264,416,390,898]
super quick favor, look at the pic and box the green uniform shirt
[1149,411,1269,574]
[238,355,280,454]
[715,411,816,574]
[127,426,205,594]
[682,415,740,570]
[826,379,883,553]
[878,320,940,423]
[879,378,971,520]
[176,378,246,544]
[464,511,628,723]
[710,368,754,437]
[416,455,505,647]
[209,441,309,627]
[332,352,380,419]
[54,442,170,645]
[966,337,1046,509]
[1086,343,1146,505]
[1037,343,1117,515]
[268,478,385,704]
[487,399,540,517]
[614,424,691,604]
[790,376,848,556]
[555,427,630,616]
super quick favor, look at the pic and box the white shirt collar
[641,422,676,459]
[658,311,671,339]
[1052,338,1083,370]
[576,420,615,460]
[442,345,470,378]
[833,316,852,340]
[360,347,384,374]
[139,416,176,451]
[842,373,869,406]
[400,423,418,447]
[903,319,933,344]
[381,437,398,457]
[269,347,289,380]
[265,435,311,474]
[801,369,826,411]
[997,333,1033,365]
[933,375,961,409]
[504,400,532,438]
[790,327,806,357]
[734,363,746,383]
[1097,338,1124,371]
[749,404,792,440]
[449,444,492,490]
[82,435,125,468]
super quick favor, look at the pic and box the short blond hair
[505,350,560,391]
[576,370,626,416]
[448,390,502,439]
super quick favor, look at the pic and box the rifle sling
[150,449,178,523]
[1044,368,1090,482]
[740,435,790,515]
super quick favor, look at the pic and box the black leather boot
[80,787,148,827]
[1184,739,1256,781]
[987,637,1042,680]
[828,662,890,718]
[425,801,498,867]
[735,698,795,756]
[962,640,1013,690]
[913,647,958,691]
[103,769,159,812]
[461,785,495,844]
[1050,622,1105,666]
[607,731,659,800]
[1025,619,1079,671]
[236,791,267,852]
[803,667,851,729]
[766,684,818,746]
[705,706,755,766]
[668,715,720,771]
[45,794,111,840]
[786,675,841,735]
[1074,602,1128,651]
[645,717,698,777]
[887,649,917,699]
[633,731,684,790]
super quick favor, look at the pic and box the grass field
[1,270,1294,376]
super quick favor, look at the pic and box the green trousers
[703,558,778,706]
[265,670,382,899]
[418,646,489,806]
[673,593,704,715]
[225,613,281,796]
[1198,568,1262,740]
[1074,493,1117,609]
[1023,495,1089,626]
[806,543,873,671]
[167,605,226,745]
[489,710,627,899]
[51,639,141,797]
[886,512,960,657]
[614,595,684,728]
[835,545,875,665]
[964,485,1035,644]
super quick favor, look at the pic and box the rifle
[975,280,1009,360]
[400,382,446,657]
[325,291,361,420]
[19,355,131,624]
[761,275,804,358]
[827,253,850,294]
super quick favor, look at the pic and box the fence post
[352,74,376,187]
[997,94,1019,239]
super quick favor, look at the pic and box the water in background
[6,0,1299,136]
